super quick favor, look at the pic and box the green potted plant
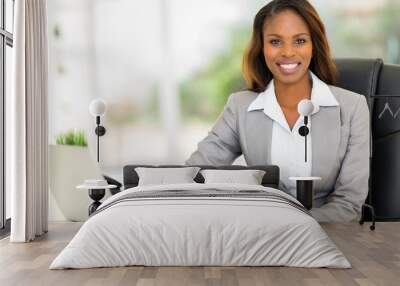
[49,130,107,222]
[55,130,88,147]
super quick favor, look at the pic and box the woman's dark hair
[242,0,337,92]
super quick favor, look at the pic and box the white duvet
[50,183,351,269]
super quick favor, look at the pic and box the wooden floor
[0,222,399,286]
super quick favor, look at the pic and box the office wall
[47,0,400,178]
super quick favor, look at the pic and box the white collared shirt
[247,71,339,197]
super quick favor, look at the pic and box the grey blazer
[185,86,370,222]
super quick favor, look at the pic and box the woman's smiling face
[263,10,313,85]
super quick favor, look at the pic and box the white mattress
[50,183,350,269]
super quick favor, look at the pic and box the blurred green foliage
[378,0,400,63]
[333,0,400,64]
[180,26,251,123]
[56,130,87,146]
[107,85,161,126]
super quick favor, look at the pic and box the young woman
[185,0,369,223]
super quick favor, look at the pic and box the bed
[49,165,350,269]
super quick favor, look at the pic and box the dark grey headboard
[123,165,280,190]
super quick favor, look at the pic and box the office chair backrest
[335,58,383,97]
[334,58,383,139]
[376,64,400,94]
[333,58,400,220]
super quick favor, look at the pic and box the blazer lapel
[245,110,273,165]
[311,106,341,190]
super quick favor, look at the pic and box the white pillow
[200,169,266,185]
[135,167,201,186]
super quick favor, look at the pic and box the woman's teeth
[280,63,298,70]
[278,62,300,75]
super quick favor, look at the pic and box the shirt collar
[248,79,285,126]
[309,71,339,110]
[247,70,339,116]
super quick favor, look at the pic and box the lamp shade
[297,99,314,116]
[89,99,107,117]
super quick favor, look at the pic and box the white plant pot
[49,145,109,221]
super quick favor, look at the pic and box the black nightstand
[77,184,116,215]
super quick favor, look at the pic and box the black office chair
[372,63,400,222]
[335,58,400,230]
[334,58,381,231]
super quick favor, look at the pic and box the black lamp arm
[94,116,106,162]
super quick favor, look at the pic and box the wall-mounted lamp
[89,99,107,162]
